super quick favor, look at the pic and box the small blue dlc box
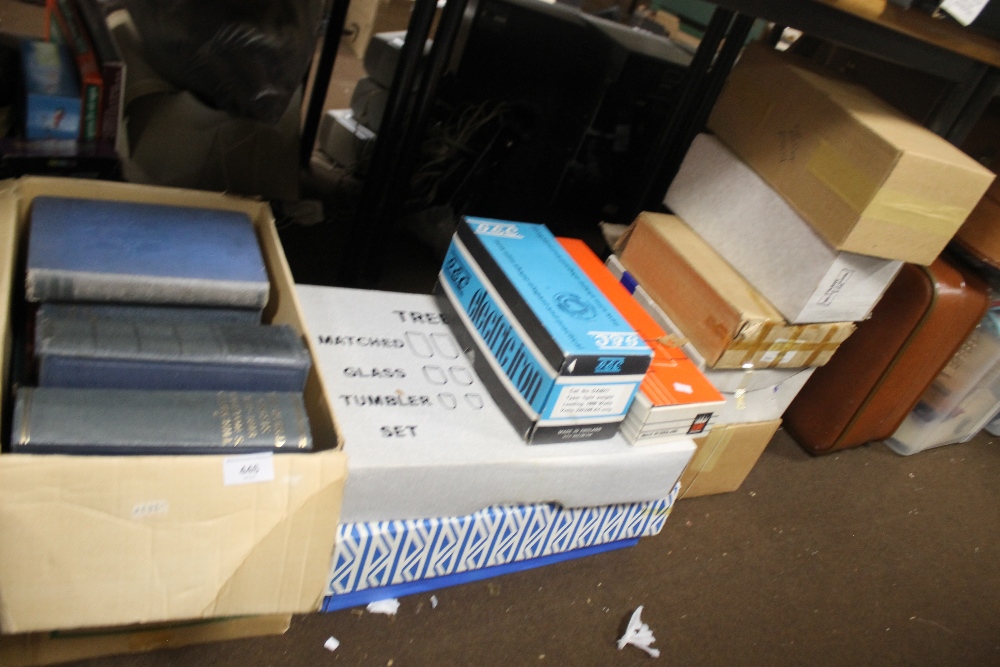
[20,39,82,140]
[436,217,653,444]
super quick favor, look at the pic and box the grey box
[350,77,389,132]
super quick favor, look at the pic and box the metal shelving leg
[632,6,733,217]
[300,0,353,168]
[338,0,442,286]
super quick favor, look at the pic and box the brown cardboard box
[0,615,291,667]
[619,212,854,370]
[708,44,995,266]
[679,420,781,498]
[0,177,347,634]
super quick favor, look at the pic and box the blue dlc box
[437,218,652,444]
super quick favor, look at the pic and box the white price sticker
[223,452,275,486]
[132,500,169,519]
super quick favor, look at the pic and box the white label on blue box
[551,383,636,418]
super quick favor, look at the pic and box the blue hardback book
[35,318,311,392]
[26,197,270,308]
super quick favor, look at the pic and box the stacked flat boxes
[618,43,995,485]
[558,238,725,446]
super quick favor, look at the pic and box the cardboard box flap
[0,449,346,633]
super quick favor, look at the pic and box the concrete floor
[65,428,1000,666]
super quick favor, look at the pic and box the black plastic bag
[126,0,324,123]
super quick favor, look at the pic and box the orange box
[559,238,724,445]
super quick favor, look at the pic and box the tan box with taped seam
[679,419,781,498]
[0,177,347,634]
[708,44,995,266]
[618,212,854,370]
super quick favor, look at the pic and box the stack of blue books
[11,196,314,455]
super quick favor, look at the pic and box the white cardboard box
[607,254,813,425]
[665,134,901,324]
[317,109,375,173]
[296,285,695,523]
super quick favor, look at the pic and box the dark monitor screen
[413,0,691,234]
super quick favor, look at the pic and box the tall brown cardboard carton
[708,44,995,266]
[618,212,854,370]
[0,178,347,634]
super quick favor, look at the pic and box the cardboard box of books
[296,285,695,522]
[437,218,652,443]
[0,177,346,634]
[666,134,902,324]
[618,212,855,370]
[680,420,781,499]
[708,44,994,266]
[0,615,291,667]
[606,254,815,425]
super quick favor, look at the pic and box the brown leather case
[954,181,1000,270]
[784,255,990,455]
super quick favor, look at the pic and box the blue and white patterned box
[323,483,680,611]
